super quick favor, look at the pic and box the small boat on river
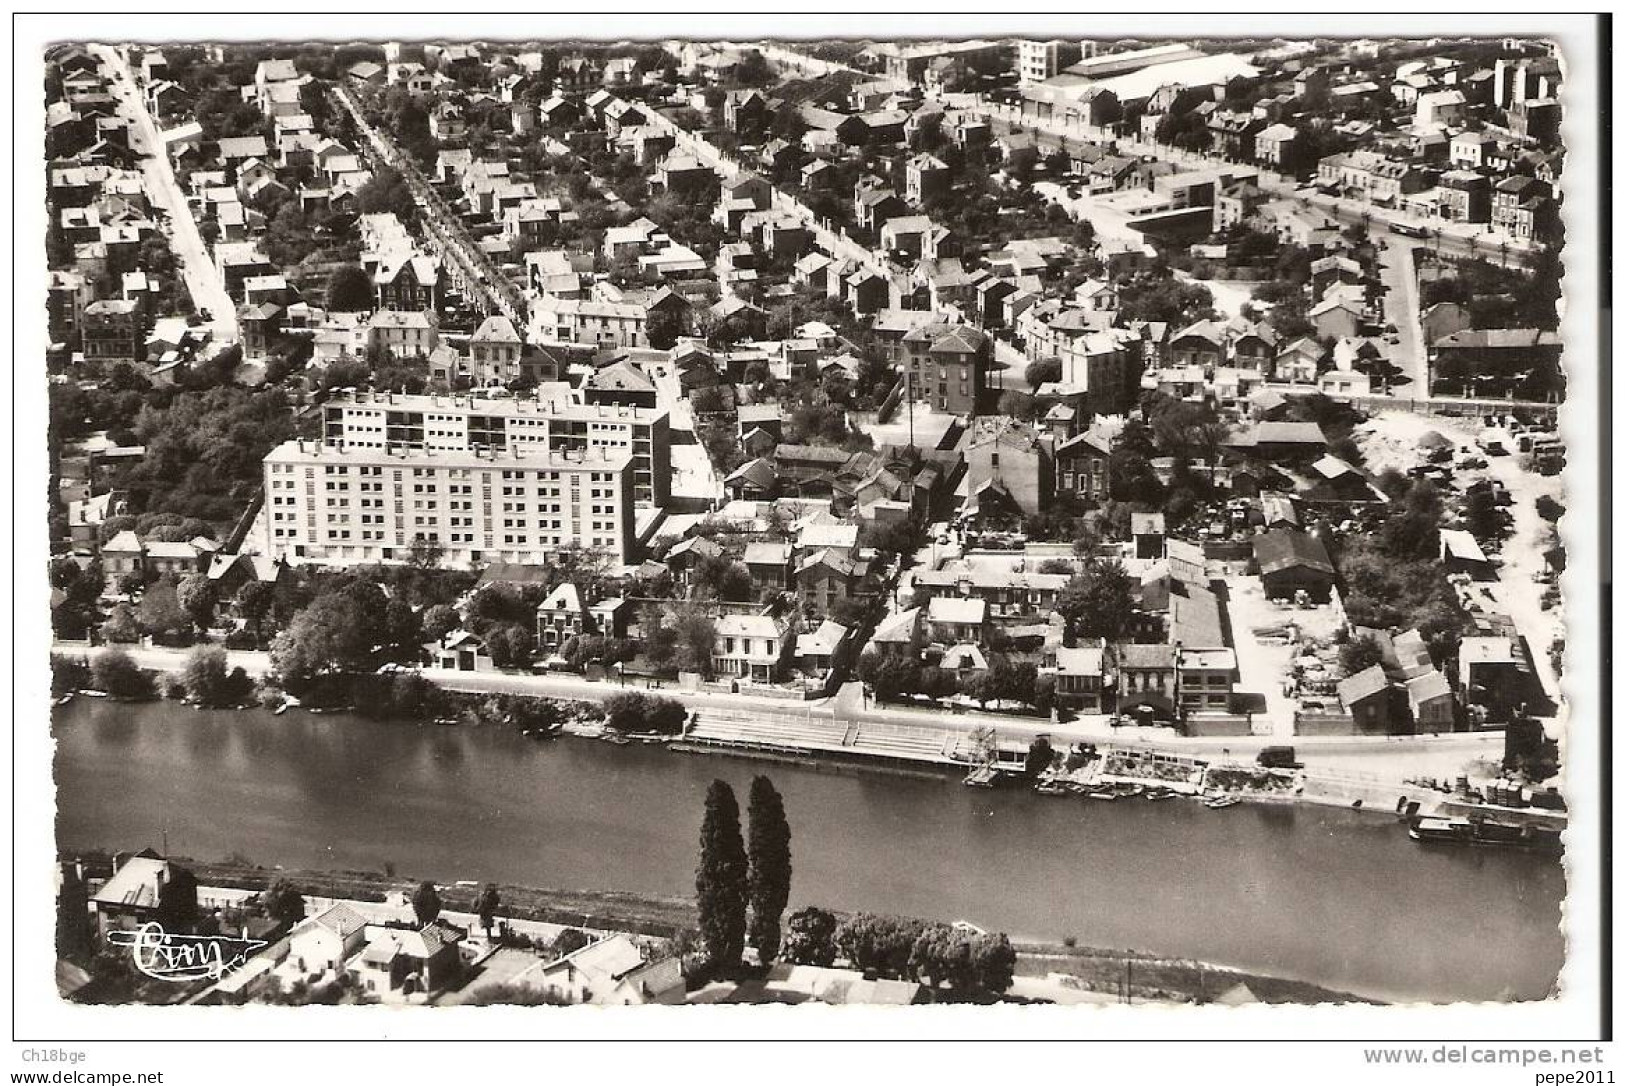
[1205,795,1242,809]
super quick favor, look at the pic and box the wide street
[91,43,238,348]
[1374,234,1430,394]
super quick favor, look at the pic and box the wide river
[53,700,1564,1003]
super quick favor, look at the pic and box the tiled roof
[92,855,171,909]
[311,902,369,938]
[1338,664,1390,707]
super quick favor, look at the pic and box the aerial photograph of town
[41,30,1573,1015]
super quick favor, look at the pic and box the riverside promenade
[54,642,1508,801]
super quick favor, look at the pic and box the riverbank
[66,851,1370,1005]
[52,650,1558,839]
[54,641,1512,780]
[54,699,1565,1001]
[55,641,1523,826]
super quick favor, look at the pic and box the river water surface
[53,700,1565,1003]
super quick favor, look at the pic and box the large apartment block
[262,439,636,569]
[318,391,671,506]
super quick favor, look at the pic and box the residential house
[724,89,771,135]
[650,153,718,200]
[1168,320,1228,369]
[529,934,684,1006]
[90,850,198,938]
[904,152,950,205]
[743,541,793,593]
[1254,123,1300,172]
[81,299,143,362]
[795,620,851,682]
[843,268,891,316]
[287,903,370,977]
[1308,298,1362,340]
[535,582,591,653]
[1490,176,1556,242]
[367,309,439,359]
[712,614,788,684]
[1053,643,1108,713]
[1115,643,1179,718]
[469,315,524,383]
[796,549,865,617]
[1437,169,1491,224]
[357,922,465,998]
[854,182,908,232]
[1316,150,1432,204]
[373,251,442,313]
[1272,337,1325,383]
[868,607,922,660]
[925,596,987,646]
[1055,431,1111,505]
[902,323,990,415]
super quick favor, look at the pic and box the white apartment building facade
[1018,39,1095,86]
[318,391,671,506]
[528,298,649,349]
[262,440,636,569]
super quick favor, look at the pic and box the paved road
[1375,234,1430,395]
[61,641,1507,777]
[330,85,526,327]
[92,44,238,348]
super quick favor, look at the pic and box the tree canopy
[695,779,749,975]
[270,587,378,684]
[411,880,441,925]
[782,906,838,966]
[326,264,374,312]
[746,776,793,965]
[1056,560,1138,642]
